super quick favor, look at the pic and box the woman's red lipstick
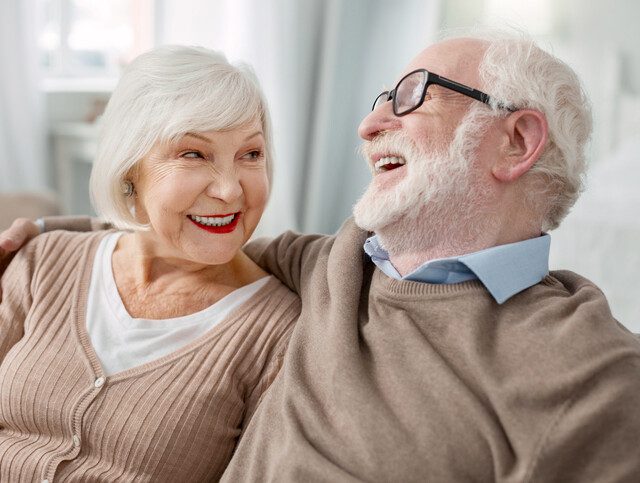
[188,213,240,234]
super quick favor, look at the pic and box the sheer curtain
[0,0,46,191]
[159,0,441,236]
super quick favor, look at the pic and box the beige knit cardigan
[0,230,301,482]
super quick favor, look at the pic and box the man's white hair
[448,29,592,231]
[89,45,274,230]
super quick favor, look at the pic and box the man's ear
[492,109,548,182]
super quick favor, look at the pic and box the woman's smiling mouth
[188,213,241,234]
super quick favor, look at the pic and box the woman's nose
[206,169,243,203]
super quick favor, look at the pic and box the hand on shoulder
[0,218,40,253]
[0,218,41,295]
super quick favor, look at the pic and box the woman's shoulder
[2,230,115,294]
[34,228,112,249]
[261,275,300,301]
[243,276,301,325]
[240,276,300,353]
[25,229,116,267]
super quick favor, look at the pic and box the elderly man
[2,32,640,481]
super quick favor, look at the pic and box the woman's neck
[110,232,267,319]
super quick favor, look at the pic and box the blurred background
[0,0,638,329]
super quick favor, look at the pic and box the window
[38,0,154,87]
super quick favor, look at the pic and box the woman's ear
[492,109,548,182]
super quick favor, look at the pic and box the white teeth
[374,156,406,172]
[189,214,236,226]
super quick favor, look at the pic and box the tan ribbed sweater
[0,230,301,482]
[220,218,640,482]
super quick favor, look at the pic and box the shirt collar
[363,234,550,304]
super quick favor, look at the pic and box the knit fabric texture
[221,217,640,482]
[0,230,300,482]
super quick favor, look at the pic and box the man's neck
[379,233,491,277]
[375,216,541,278]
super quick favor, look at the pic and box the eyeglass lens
[371,70,429,114]
[372,91,390,111]
[394,70,427,115]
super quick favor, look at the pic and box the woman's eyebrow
[184,132,212,143]
[243,131,264,141]
[182,131,264,143]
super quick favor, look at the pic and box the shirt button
[94,377,105,388]
[73,434,81,447]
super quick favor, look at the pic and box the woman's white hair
[89,45,274,230]
[447,29,593,231]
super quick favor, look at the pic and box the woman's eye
[181,151,204,159]
[243,150,263,160]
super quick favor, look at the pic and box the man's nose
[357,101,402,141]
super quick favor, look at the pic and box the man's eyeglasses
[371,68,515,116]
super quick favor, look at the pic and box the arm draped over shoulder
[0,240,36,362]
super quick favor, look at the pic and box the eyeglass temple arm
[432,73,491,104]
[433,73,516,111]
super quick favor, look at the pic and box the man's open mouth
[374,156,406,173]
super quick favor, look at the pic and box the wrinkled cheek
[244,175,270,209]
[154,176,199,209]
[254,188,270,212]
[138,182,194,230]
[242,181,269,236]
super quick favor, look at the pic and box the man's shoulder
[529,269,614,313]
[548,269,609,296]
[489,269,640,394]
[244,230,333,257]
[520,269,636,340]
[545,269,636,331]
[244,217,366,262]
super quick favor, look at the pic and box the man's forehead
[396,38,487,85]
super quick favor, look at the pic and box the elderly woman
[0,46,300,481]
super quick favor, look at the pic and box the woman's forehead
[168,119,264,144]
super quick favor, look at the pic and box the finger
[0,246,13,300]
[0,218,38,250]
[0,237,20,252]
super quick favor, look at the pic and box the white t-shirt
[86,232,270,376]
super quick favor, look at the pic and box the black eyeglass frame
[372,68,515,116]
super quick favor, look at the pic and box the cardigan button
[94,377,105,388]
[73,434,81,447]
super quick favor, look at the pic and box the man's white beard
[353,115,490,253]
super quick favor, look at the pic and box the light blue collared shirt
[363,234,551,304]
